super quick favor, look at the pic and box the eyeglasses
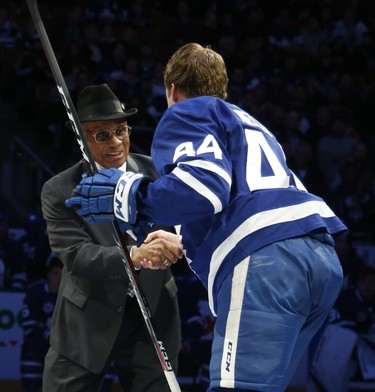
[91,124,132,143]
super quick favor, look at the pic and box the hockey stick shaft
[25,1,180,390]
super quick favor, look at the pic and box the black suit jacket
[41,154,181,373]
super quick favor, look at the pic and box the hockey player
[66,43,346,391]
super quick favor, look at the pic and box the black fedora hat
[76,83,138,122]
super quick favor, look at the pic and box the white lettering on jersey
[245,130,290,191]
[233,107,304,192]
[196,135,223,159]
[173,142,195,162]
[173,135,223,163]
[233,108,273,137]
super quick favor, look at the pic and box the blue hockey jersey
[138,96,347,315]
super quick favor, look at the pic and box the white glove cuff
[114,172,144,222]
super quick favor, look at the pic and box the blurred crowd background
[0,0,374,390]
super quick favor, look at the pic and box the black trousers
[43,295,178,392]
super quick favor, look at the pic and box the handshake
[65,168,184,269]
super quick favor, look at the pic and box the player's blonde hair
[164,43,228,100]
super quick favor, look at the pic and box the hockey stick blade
[25,1,181,390]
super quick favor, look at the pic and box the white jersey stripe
[220,256,249,388]
[208,200,336,315]
[173,167,223,213]
[178,159,232,186]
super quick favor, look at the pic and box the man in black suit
[41,84,183,391]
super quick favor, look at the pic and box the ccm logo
[114,178,126,220]
[158,341,173,371]
[225,341,233,372]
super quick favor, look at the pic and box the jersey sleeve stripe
[173,167,223,213]
[207,199,337,315]
[178,159,232,186]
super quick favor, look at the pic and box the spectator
[20,254,62,392]
[288,139,331,201]
[13,213,51,289]
[82,23,103,66]
[0,210,20,289]
[331,6,369,46]
[281,109,307,159]
[60,5,84,46]
[351,141,374,187]
[100,41,128,79]
[84,0,129,23]
[334,265,375,334]
[332,159,375,243]
[317,115,357,192]
[334,230,368,290]
[308,265,375,391]
[0,2,22,48]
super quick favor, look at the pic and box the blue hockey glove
[65,168,122,223]
[65,168,149,225]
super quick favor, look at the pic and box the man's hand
[132,230,184,270]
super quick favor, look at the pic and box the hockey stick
[25,1,181,390]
